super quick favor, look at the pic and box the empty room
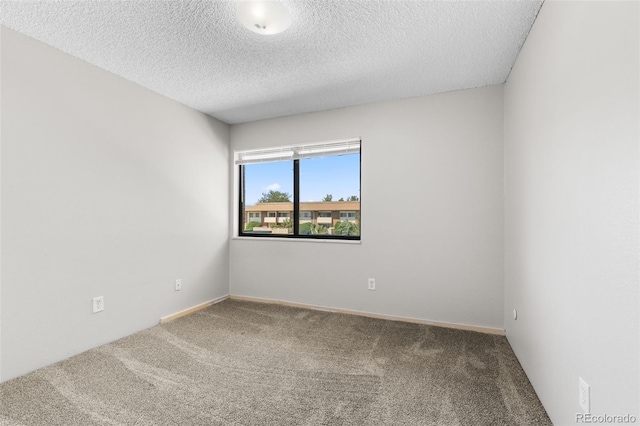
[1,0,638,425]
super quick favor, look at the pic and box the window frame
[238,146,361,241]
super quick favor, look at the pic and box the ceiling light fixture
[236,0,292,35]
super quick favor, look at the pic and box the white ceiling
[0,0,543,124]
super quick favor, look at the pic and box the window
[277,212,291,225]
[340,211,357,221]
[238,139,360,239]
[299,211,312,222]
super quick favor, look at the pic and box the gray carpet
[0,300,551,425]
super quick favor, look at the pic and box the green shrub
[334,221,360,236]
[299,222,328,235]
[299,222,313,235]
[274,218,293,229]
[245,221,261,231]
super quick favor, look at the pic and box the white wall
[0,27,230,382]
[504,1,639,424]
[230,85,505,330]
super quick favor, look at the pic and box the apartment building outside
[244,201,360,230]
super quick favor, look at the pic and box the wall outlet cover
[579,377,590,413]
[92,296,104,313]
[368,278,376,291]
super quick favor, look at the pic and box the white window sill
[231,236,361,245]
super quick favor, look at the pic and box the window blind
[235,138,360,165]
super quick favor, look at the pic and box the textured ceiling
[0,0,543,124]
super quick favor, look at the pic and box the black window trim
[238,150,361,241]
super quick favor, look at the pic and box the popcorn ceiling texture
[0,0,542,124]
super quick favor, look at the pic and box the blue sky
[244,153,360,205]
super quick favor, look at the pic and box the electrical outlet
[579,377,590,413]
[175,279,182,291]
[92,296,104,313]
[368,278,376,291]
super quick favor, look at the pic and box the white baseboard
[159,294,229,324]
[229,294,505,336]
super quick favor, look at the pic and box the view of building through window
[240,152,360,238]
